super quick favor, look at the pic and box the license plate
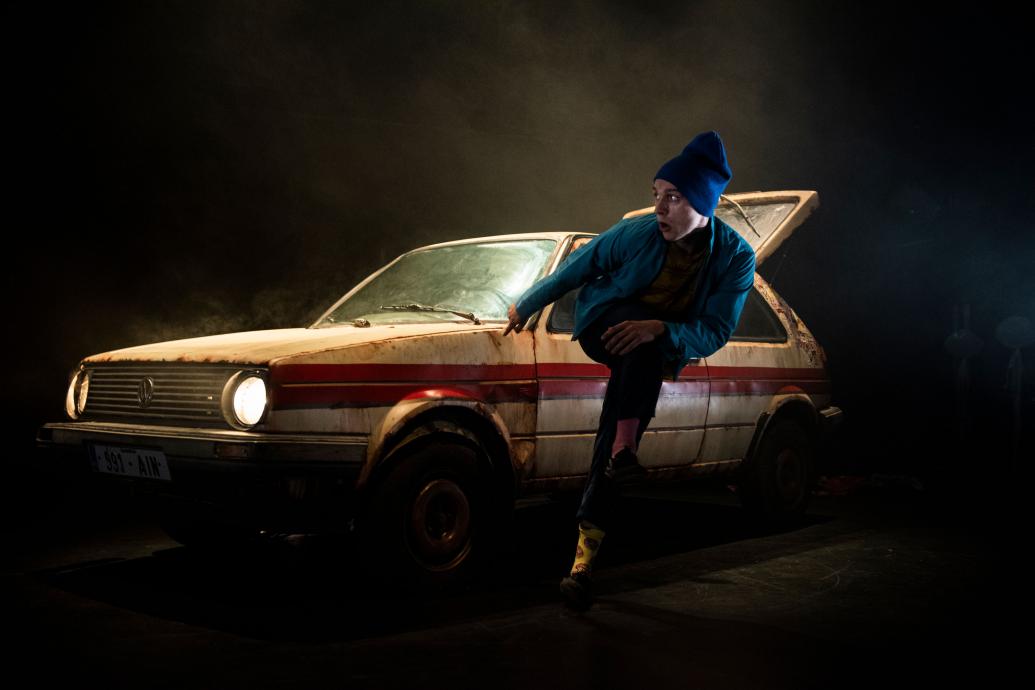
[89,444,172,481]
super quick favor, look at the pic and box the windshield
[315,239,557,326]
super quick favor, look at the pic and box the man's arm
[659,246,756,359]
[512,223,625,320]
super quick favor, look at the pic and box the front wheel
[358,439,492,593]
[737,419,816,526]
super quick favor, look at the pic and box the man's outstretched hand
[602,319,665,355]
[503,303,528,336]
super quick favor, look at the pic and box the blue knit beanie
[654,131,732,217]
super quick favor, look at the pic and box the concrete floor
[1,477,1018,689]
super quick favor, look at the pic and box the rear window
[731,288,787,342]
[716,201,796,254]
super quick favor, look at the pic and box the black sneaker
[559,570,594,611]
[605,447,647,487]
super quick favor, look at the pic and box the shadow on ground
[29,489,835,644]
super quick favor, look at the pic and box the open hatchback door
[623,190,819,265]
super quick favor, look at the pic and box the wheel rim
[407,477,472,570]
[775,448,804,503]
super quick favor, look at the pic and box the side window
[547,236,594,333]
[731,288,787,342]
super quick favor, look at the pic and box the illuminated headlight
[222,371,269,429]
[65,368,90,420]
[234,376,267,425]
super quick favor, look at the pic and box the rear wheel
[358,439,493,593]
[738,419,816,526]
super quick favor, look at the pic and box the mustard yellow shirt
[636,229,710,319]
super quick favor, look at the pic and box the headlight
[221,371,268,429]
[65,368,90,420]
[233,376,267,426]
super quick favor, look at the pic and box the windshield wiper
[719,193,762,238]
[380,303,482,325]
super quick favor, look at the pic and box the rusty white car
[37,190,841,589]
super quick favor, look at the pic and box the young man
[503,131,756,611]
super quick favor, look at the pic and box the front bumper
[35,421,368,532]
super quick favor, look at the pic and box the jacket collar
[669,216,714,254]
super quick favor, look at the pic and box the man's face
[653,178,708,242]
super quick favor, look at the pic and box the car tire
[358,439,491,593]
[737,419,816,526]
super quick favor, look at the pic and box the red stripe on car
[271,362,536,384]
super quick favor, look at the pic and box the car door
[699,277,798,465]
[697,191,821,465]
[530,235,711,480]
[621,190,820,468]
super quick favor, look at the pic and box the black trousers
[574,299,666,531]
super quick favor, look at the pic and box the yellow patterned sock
[570,520,605,576]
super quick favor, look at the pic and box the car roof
[407,189,819,264]
[408,232,583,253]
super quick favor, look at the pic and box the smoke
[13,0,1033,470]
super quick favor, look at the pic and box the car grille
[82,364,244,426]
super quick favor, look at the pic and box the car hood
[623,190,819,265]
[81,323,500,365]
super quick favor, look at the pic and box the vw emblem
[137,377,155,408]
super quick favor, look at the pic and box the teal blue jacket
[515,213,756,380]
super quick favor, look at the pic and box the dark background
[8,0,1034,486]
